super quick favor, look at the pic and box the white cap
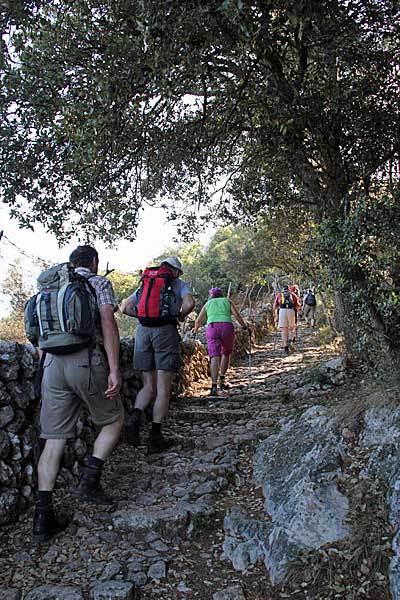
[162,256,183,274]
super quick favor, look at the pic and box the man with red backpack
[274,285,301,355]
[120,257,195,453]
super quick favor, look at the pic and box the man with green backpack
[25,245,124,542]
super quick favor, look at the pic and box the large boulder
[223,406,350,584]
[361,403,400,599]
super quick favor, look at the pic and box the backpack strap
[34,351,47,400]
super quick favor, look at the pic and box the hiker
[274,284,301,355]
[289,284,301,325]
[31,245,123,542]
[303,288,317,327]
[193,287,247,397]
[120,256,195,453]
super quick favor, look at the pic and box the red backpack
[136,265,176,326]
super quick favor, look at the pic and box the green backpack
[24,263,97,354]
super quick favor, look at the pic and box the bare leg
[220,354,230,376]
[38,439,67,491]
[152,370,174,423]
[210,356,221,385]
[135,371,157,411]
[93,413,124,461]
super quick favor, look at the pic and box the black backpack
[305,292,316,307]
[280,291,294,309]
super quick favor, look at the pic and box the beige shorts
[40,346,124,439]
[278,308,296,329]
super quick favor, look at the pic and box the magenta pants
[206,322,235,358]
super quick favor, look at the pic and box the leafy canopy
[1,0,399,242]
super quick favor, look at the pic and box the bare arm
[230,301,247,328]
[194,304,207,333]
[179,293,195,322]
[99,304,121,398]
[120,295,137,317]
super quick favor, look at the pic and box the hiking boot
[209,384,218,397]
[147,435,175,455]
[219,378,230,391]
[72,466,115,505]
[33,505,69,543]
[283,346,289,355]
[125,412,141,447]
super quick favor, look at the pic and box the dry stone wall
[0,337,209,527]
[0,308,272,527]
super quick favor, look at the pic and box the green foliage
[108,270,141,304]
[1,1,399,241]
[152,217,308,306]
[1,0,399,368]
[107,269,141,338]
[0,258,33,342]
[303,187,400,369]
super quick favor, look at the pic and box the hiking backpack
[305,292,316,306]
[24,263,97,354]
[136,265,178,326]
[280,291,294,309]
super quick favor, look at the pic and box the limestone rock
[0,429,11,458]
[0,489,19,526]
[362,406,400,447]
[0,342,19,381]
[147,560,167,581]
[25,585,84,600]
[0,589,20,600]
[6,382,32,409]
[0,405,14,428]
[223,406,350,584]
[0,460,15,485]
[89,581,134,600]
[223,507,272,572]
[0,381,11,406]
[213,586,246,600]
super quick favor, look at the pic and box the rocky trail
[0,323,393,600]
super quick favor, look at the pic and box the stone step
[170,409,252,423]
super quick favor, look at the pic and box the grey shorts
[134,324,181,372]
[40,346,124,439]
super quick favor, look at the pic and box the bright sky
[0,205,214,318]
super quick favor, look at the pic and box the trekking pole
[187,332,197,387]
[247,328,252,388]
[272,319,279,352]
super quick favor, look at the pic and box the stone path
[0,323,336,600]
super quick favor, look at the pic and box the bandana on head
[209,287,224,298]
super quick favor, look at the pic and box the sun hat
[162,256,183,274]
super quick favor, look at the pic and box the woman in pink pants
[194,288,247,397]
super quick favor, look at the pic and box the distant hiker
[303,288,317,327]
[274,285,301,355]
[193,287,247,397]
[26,245,123,542]
[289,284,301,325]
[120,257,195,453]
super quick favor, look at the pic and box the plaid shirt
[75,267,118,338]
